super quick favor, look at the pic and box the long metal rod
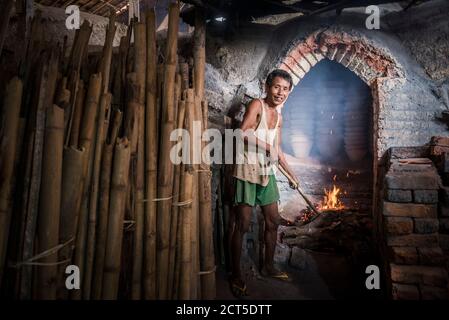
[277,164,320,216]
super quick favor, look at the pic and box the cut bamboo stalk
[179,89,195,299]
[167,98,186,299]
[102,138,131,300]
[67,21,92,75]
[69,79,85,146]
[0,77,23,287]
[58,146,87,299]
[194,8,215,298]
[71,73,102,300]
[134,21,146,105]
[131,104,145,300]
[108,109,123,146]
[156,2,179,300]
[64,70,80,146]
[180,62,189,92]
[198,100,215,299]
[20,55,58,299]
[157,63,164,135]
[36,104,64,300]
[98,9,117,94]
[91,109,121,300]
[143,7,158,300]
[79,73,103,152]
[56,77,72,132]
[193,9,206,100]
[191,95,201,299]
[83,92,112,299]
[124,100,140,154]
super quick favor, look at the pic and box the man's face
[265,76,291,107]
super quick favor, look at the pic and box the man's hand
[289,176,299,190]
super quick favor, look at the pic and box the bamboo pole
[36,104,64,300]
[20,54,58,299]
[198,100,215,299]
[191,95,200,299]
[71,73,102,300]
[134,21,147,105]
[0,77,23,287]
[91,109,122,300]
[102,138,131,300]
[172,99,186,300]
[98,10,117,94]
[132,103,145,300]
[157,2,179,299]
[83,92,112,299]
[179,89,195,299]
[167,93,185,299]
[180,62,189,92]
[143,7,158,300]
[125,73,140,152]
[194,9,206,100]
[67,21,92,75]
[69,79,85,146]
[58,146,87,299]
[130,21,146,300]
[193,9,215,299]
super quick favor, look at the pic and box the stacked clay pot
[285,93,315,158]
[315,89,344,159]
[344,95,369,161]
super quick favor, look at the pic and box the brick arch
[278,29,404,86]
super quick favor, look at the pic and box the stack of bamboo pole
[0,3,215,300]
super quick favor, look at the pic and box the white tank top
[254,99,279,175]
[255,99,279,147]
[233,99,280,185]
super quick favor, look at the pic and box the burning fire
[318,185,345,211]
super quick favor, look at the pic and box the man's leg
[261,201,280,274]
[230,204,252,283]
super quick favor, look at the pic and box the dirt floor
[215,246,384,300]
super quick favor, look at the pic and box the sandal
[260,267,291,282]
[229,278,249,297]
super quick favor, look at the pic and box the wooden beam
[80,0,99,11]
[91,0,120,14]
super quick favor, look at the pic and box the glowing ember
[318,185,345,211]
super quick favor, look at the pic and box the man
[230,69,299,296]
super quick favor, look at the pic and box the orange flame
[318,185,345,211]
